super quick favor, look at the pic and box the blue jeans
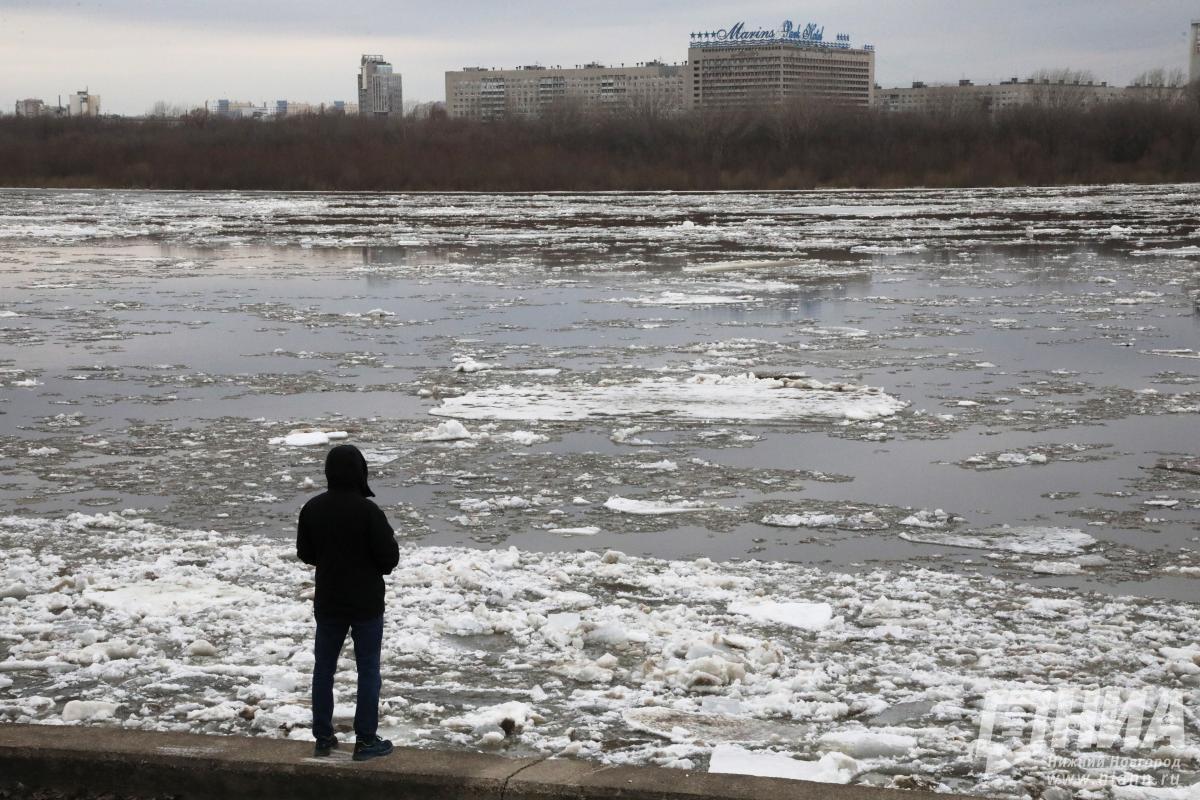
[311,613,383,741]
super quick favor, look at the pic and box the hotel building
[685,22,875,109]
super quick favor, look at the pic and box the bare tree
[1028,68,1099,110]
[1131,67,1186,88]
[147,101,189,118]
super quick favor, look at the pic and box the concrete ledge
[0,723,964,800]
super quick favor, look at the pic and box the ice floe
[900,525,1096,556]
[431,373,905,423]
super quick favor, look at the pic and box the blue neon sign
[689,20,856,49]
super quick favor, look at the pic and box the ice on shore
[1,511,1195,796]
[431,373,905,423]
[62,700,120,722]
[709,744,859,783]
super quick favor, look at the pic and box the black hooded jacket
[297,444,400,620]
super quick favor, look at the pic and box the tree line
[2,94,1199,191]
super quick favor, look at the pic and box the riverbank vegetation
[2,95,1199,190]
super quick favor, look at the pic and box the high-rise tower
[1191,21,1200,85]
[358,55,404,117]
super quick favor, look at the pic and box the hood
[324,444,374,497]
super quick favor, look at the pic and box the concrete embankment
[0,723,966,800]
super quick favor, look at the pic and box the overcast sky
[1,0,1195,115]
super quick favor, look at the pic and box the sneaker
[352,735,394,762]
[313,735,339,757]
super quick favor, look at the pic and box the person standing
[297,444,400,761]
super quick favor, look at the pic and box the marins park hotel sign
[689,20,872,51]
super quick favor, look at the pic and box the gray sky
[1,0,1195,115]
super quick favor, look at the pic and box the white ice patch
[62,700,120,722]
[85,579,270,618]
[504,430,548,446]
[761,513,842,528]
[412,420,473,441]
[728,600,835,631]
[268,430,348,447]
[548,526,601,536]
[431,373,905,423]
[900,525,1095,556]
[709,744,859,783]
[604,496,720,515]
[617,291,755,306]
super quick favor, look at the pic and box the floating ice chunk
[850,244,926,254]
[901,525,1095,556]
[611,426,655,446]
[13,378,42,388]
[638,460,677,472]
[413,420,472,441]
[269,430,348,447]
[761,513,842,528]
[899,509,951,528]
[1131,245,1200,257]
[618,291,754,306]
[62,700,120,722]
[432,373,905,423]
[458,496,530,514]
[728,600,834,631]
[817,729,916,758]
[1144,498,1179,508]
[548,526,601,536]
[1143,349,1199,359]
[604,496,718,515]
[452,355,496,373]
[1028,561,1084,575]
[709,744,858,784]
[0,583,29,599]
[505,430,548,447]
[27,446,60,456]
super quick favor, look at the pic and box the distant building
[686,21,875,109]
[358,55,403,117]
[68,89,100,117]
[875,77,1185,114]
[1191,21,1200,84]
[445,62,684,120]
[15,98,46,117]
[215,99,270,119]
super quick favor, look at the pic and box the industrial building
[14,98,47,117]
[358,55,404,117]
[685,21,876,109]
[67,90,100,117]
[445,62,684,120]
